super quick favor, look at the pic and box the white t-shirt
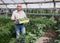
[11,10,27,20]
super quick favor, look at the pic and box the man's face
[17,4,22,11]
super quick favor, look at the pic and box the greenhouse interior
[0,0,60,43]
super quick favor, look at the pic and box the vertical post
[0,8,1,15]
[6,5,8,18]
[37,9,38,14]
[53,0,55,16]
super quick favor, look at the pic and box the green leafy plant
[0,15,59,43]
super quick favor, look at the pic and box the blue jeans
[15,24,26,39]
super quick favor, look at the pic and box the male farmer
[11,4,27,39]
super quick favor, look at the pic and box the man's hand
[15,19,18,23]
[11,18,18,23]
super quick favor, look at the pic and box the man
[11,4,27,39]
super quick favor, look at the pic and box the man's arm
[11,12,17,22]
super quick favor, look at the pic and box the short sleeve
[11,12,15,20]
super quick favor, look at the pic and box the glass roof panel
[27,3,54,8]
[56,2,60,8]
[7,4,26,8]
[45,0,52,1]
[55,0,60,1]
[22,4,26,8]
[2,0,14,3]
[7,5,17,8]
[27,4,40,8]
[12,0,24,3]
[0,5,6,8]
[40,3,54,8]
[25,0,52,2]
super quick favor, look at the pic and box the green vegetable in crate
[18,17,29,24]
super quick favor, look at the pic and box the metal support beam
[0,1,60,5]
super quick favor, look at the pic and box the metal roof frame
[0,0,60,5]
[0,0,60,9]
